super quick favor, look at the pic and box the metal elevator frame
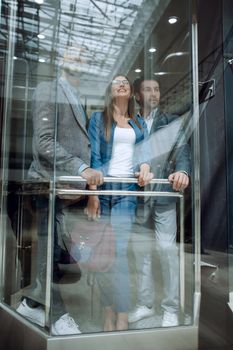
[0,0,200,349]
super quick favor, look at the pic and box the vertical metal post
[44,181,54,330]
[179,195,185,313]
[191,6,201,326]
[0,0,17,301]
[15,191,23,291]
[21,59,29,181]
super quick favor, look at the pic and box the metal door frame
[0,0,200,348]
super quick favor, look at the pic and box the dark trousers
[24,196,67,321]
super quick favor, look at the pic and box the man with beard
[129,77,190,327]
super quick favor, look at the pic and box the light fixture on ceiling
[175,52,183,56]
[13,56,17,60]
[135,68,142,73]
[154,71,183,76]
[35,0,44,4]
[168,16,178,24]
[39,58,46,63]
[37,34,45,39]
[154,72,167,76]
[162,51,189,63]
[149,47,156,53]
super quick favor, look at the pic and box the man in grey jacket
[129,77,190,327]
[16,47,103,334]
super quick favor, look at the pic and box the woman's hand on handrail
[135,163,154,187]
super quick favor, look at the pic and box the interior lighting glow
[154,72,167,76]
[37,34,45,39]
[39,58,46,63]
[168,16,178,24]
[135,68,142,73]
[35,0,44,4]
[149,47,156,53]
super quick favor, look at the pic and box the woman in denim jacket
[87,75,153,331]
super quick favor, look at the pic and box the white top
[108,126,136,177]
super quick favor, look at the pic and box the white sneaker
[128,305,155,323]
[52,313,81,335]
[162,311,179,327]
[16,298,45,327]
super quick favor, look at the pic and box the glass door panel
[0,0,197,337]
[223,0,233,312]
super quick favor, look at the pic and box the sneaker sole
[129,311,155,323]
[51,325,81,335]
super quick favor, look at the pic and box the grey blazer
[28,78,91,186]
[149,108,190,179]
[137,108,191,205]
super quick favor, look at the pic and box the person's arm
[88,112,105,170]
[168,115,191,191]
[86,112,104,219]
[85,185,101,220]
[134,118,154,186]
[32,82,86,175]
[136,163,154,187]
[33,82,103,185]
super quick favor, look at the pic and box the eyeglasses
[112,79,130,85]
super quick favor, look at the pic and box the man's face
[136,80,160,111]
[63,55,84,77]
[62,46,86,85]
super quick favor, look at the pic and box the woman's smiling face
[111,75,131,100]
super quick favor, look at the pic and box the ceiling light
[37,34,45,39]
[162,51,189,63]
[39,58,46,63]
[135,68,141,73]
[154,72,167,76]
[149,47,156,53]
[13,56,17,60]
[35,0,44,4]
[168,16,178,24]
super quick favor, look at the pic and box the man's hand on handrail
[168,171,189,191]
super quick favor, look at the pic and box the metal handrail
[58,176,171,184]
[57,176,183,197]
[56,189,183,197]
[9,176,186,317]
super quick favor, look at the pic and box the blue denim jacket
[88,111,150,176]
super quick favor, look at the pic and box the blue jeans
[96,182,137,313]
